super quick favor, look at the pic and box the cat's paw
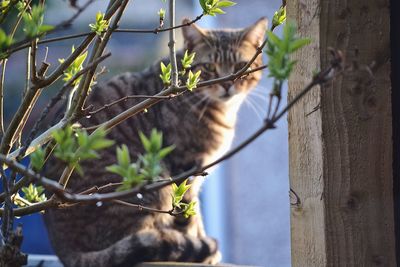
[204,250,222,264]
[199,236,221,264]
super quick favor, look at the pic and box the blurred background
[1,0,290,266]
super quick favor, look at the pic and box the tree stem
[168,0,179,87]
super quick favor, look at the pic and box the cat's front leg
[134,228,220,264]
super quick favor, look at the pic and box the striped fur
[44,18,267,267]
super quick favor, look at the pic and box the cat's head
[182,18,267,102]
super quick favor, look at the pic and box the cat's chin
[219,94,233,101]
[217,92,246,105]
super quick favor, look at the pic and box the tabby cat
[44,18,267,267]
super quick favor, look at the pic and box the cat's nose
[221,82,233,92]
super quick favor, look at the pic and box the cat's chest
[202,127,235,166]
[201,98,244,166]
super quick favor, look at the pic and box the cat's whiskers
[197,97,212,121]
[189,93,210,112]
[248,89,268,99]
[243,95,264,122]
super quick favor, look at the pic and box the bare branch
[86,62,268,132]
[0,60,6,136]
[6,14,204,55]
[3,0,97,56]
[0,54,343,209]
[66,0,129,118]
[0,198,57,217]
[16,53,112,161]
[111,200,177,216]
[168,0,179,87]
[89,94,176,116]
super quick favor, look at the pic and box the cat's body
[44,18,267,267]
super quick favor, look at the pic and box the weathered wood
[391,0,400,263]
[287,0,394,266]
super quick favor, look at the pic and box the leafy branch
[199,0,236,16]
[0,47,344,213]
[106,129,174,191]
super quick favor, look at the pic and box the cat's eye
[234,62,248,73]
[203,63,217,73]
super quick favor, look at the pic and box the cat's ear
[242,17,268,47]
[181,19,206,50]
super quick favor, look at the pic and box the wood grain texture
[288,0,394,266]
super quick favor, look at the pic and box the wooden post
[391,0,400,264]
[287,0,394,266]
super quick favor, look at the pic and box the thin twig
[5,14,204,55]
[3,0,97,55]
[17,53,112,161]
[0,198,57,217]
[89,94,176,115]
[30,40,38,84]
[0,60,6,135]
[61,0,96,29]
[47,0,129,207]
[37,0,123,88]
[168,0,178,87]
[67,0,128,118]
[77,182,123,195]
[112,199,176,215]
[0,1,123,156]
[86,62,268,132]
[0,165,12,242]
[115,14,204,34]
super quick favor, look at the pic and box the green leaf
[159,62,172,85]
[176,180,191,196]
[172,179,191,208]
[186,70,201,91]
[21,184,47,203]
[0,28,12,53]
[30,147,45,172]
[38,24,54,33]
[200,0,235,16]
[107,129,174,190]
[89,11,109,36]
[264,21,310,82]
[216,1,236,8]
[266,31,283,50]
[53,126,113,175]
[22,5,52,38]
[59,47,88,86]
[1,0,10,9]
[158,146,175,159]
[211,7,225,14]
[139,132,151,152]
[289,38,311,53]
[107,145,145,191]
[90,138,114,150]
[199,0,207,11]
[183,201,197,218]
[181,50,196,70]
[117,144,130,168]
[150,129,162,151]
[272,6,286,28]
[106,165,125,176]
[157,8,166,20]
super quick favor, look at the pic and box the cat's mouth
[219,92,232,100]
[218,85,235,100]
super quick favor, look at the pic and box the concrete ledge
[136,263,255,267]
